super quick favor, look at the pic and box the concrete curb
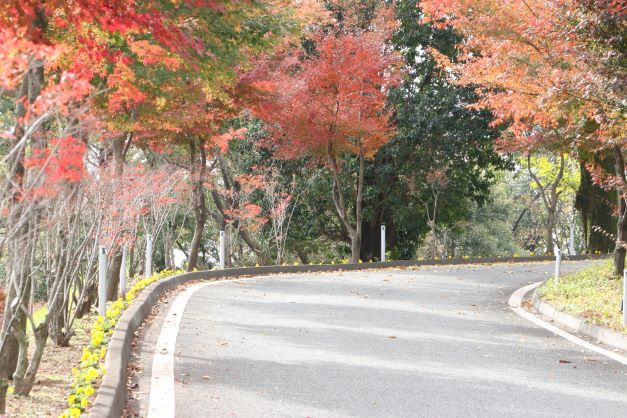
[89,254,607,417]
[532,288,627,353]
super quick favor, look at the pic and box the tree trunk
[163,227,174,269]
[50,292,72,347]
[528,153,564,255]
[13,324,48,395]
[576,159,616,253]
[0,50,45,413]
[430,221,438,259]
[128,244,136,279]
[188,207,206,271]
[224,223,232,268]
[360,218,379,262]
[106,136,126,300]
[294,247,310,265]
[187,139,207,272]
[351,150,365,264]
[326,145,364,264]
[545,211,555,255]
[74,279,97,319]
[350,235,361,263]
[612,145,626,276]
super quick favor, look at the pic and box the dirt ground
[5,313,95,418]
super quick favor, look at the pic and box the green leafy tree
[359,0,510,260]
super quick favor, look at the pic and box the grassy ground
[5,312,95,417]
[539,260,626,333]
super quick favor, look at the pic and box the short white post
[119,244,127,298]
[554,247,561,286]
[145,234,153,278]
[623,270,627,326]
[380,225,386,262]
[98,246,107,317]
[569,223,576,256]
[219,230,226,269]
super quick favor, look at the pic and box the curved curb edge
[532,288,627,353]
[509,282,627,366]
[89,254,607,417]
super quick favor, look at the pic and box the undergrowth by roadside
[539,260,626,333]
[2,269,183,417]
[59,269,183,418]
[5,313,94,417]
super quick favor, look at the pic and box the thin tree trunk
[128,244,136,279]
[528,152,565,254]
[326,144,362,263]
[351,150,365,263]
[545,211,555,254]
[0,49,45,412]
[294,247,310,265]
[13,324,48,395]
[187,139,207,271]
[106,136,126,300]
[612,145,626,275]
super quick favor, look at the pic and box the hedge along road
[127,261,627,418]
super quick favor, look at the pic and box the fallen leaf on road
[202,375,210,379]
[558,359,572,364]
[388,336,397,340]
[219,341,229,346]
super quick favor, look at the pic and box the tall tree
[358,0,509,260]
[421,0,626,274]
[246,12,403,262]
[0,0,289,409]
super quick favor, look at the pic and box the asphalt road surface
[128,261,627,418]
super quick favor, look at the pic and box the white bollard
[219,231,226,269]
[219,230,226,269]
[554,248,561,286]
[119,244,127,298]
[380,225,386,262]
[145,234,153,278]
[98,246,107,317]
[623,270,627,326]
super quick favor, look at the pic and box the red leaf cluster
[246,29,403,162]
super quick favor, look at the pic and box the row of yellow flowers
[60,269,184,418]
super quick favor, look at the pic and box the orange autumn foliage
[246,29,403,162]
[421,0,626,153]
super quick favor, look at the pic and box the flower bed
[60,269,183,418]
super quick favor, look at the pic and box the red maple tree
[245,24,402,262]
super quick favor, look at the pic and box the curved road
[128,261,627,417]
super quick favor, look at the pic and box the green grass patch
[539,260,626,333]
